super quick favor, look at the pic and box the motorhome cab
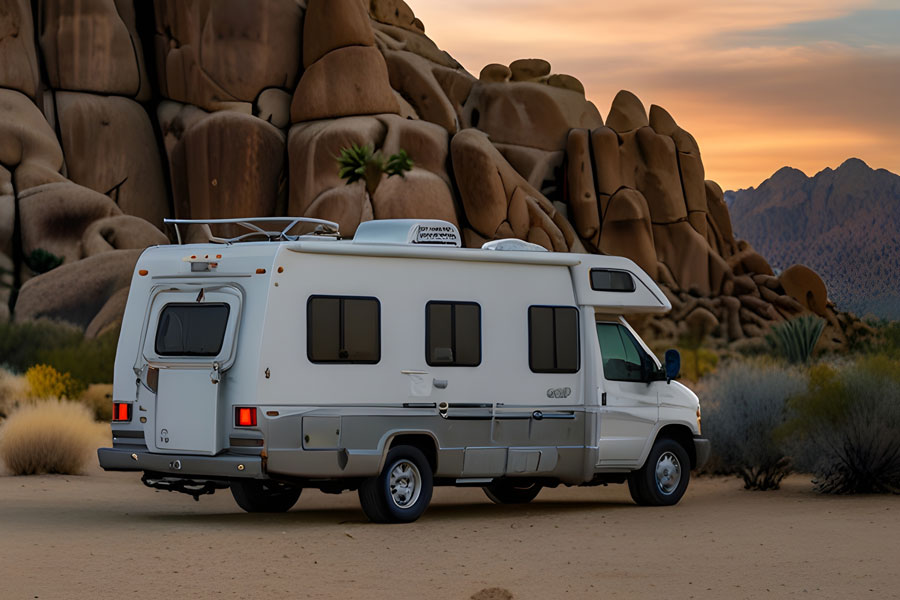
[98,217,710,523]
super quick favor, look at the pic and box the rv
[98,218,709,523]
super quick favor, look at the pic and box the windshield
[155,303,230,356]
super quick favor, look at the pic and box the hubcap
[388,459,421,509]
[655,451,681,495]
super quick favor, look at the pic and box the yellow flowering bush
[25,364,86,400]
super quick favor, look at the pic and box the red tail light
[236,407,257,427]
[112,403,132,422]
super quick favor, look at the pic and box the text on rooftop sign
[411,224,460,246]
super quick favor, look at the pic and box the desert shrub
[25,248,63,274]
[788,357,900,494]
[25,364,86,400]
[765,314,824,364]
[0,368,29,420]
[81,384,113,422]
[698,359,806,489]
[0,400,104,475]
[0,319,118,384]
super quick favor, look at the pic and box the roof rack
[164,217,340,245]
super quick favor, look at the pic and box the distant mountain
[725,159,900,320]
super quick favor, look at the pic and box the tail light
[112,403,132,422]
[236,407,257,427]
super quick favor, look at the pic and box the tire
[483,480,542,504]
[230,480,302,513]
[358,445,433,523]
[627,437,690,506]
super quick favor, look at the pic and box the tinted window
[596,322,647,382]
[308,296,380,363]
[426,302,481,366]
[590,269,635,292]
[528,306,580,373]
[155,303,230,356]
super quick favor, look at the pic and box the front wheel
[358,445,433,523]
[231,480,302,513]
[483,480,542,504]
[628,438,690,506]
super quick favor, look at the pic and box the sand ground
[1,462,898,600]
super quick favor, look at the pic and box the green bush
[788,357,900,494]
[0,319,118,384]
[765,314,824,364]
[698,359,806,489]
[25,248,63,274]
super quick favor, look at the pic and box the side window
[596,322,648,382]
[528,306,580,373]
[426,301,481,366]
[307,296,380,363]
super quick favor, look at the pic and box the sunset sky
[412,0,900,191]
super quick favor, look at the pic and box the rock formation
[0,0,867,349]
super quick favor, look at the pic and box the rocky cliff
[727,159,900,320]
[0,0,868,348]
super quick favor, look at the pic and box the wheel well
[657,425,696,468]
[389,434,437,473]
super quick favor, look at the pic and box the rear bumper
[693,437,711,470]
[97,447,264,479]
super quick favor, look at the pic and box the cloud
[410,0,900,189]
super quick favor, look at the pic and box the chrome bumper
[97,447,264,479]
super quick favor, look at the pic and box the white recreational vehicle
[98,217,709,523]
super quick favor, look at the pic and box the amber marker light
[256,268,266,274]
[138,269,148,276]
[236,407,257,427]
[112,403,132,422]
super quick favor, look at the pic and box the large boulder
[170,111,286,237]
[303,0,373,67]
[154,0,303,109]
[17,181,122,266]
[14,248,141,330]
[40,0,150,98]
[0,89,66,191]
[0,0,41,99]
[55,92,169,228]
[81,215,169,257]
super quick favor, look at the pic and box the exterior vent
[481,238,548,252]
[352,219,461,247]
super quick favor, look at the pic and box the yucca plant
[336,144,413,199]
[765,314,825,364]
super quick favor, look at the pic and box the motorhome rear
[99,218,710,522]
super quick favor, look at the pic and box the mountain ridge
[725,159,900,319]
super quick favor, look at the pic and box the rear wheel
[628,438,690,506]
[231,480,302,513]
[358,445,433,523]
[483,480,542,504]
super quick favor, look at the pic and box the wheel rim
[655,451,682,495]
[388,459,421,509]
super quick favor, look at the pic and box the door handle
[433,379,448,389]
[401,370,428,375]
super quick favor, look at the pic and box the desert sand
[1,462,897,600]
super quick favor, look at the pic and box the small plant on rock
[336,143,413,200]
[25,248,63,275]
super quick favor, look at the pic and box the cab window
[596,322,653,382]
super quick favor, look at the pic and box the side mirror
[664,349,681,383]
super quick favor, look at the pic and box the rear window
[155,303,230,356]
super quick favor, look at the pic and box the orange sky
[411,0,900,191]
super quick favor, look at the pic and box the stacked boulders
[0,0,865,350]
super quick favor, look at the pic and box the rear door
[139,284,242,455]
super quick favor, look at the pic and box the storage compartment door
[154,368,220,455]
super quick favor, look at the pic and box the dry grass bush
[697,358,806,490]
[81,384,113,422]
[0,368,29,420]
[788,357,900,494]
[0,400,105,475]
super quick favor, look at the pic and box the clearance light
[113,403,132,422]
[236,407,257,427]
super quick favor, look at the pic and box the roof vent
[481,238,548,252]
[352,219,461,247]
